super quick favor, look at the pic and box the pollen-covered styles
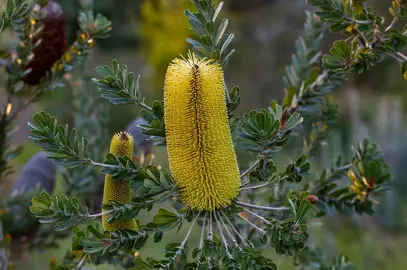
[102,132,138,231]
[164,54,240,210]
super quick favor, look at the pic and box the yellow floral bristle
[102,132,138,231]
[164,54,240,210]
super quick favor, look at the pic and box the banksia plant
[164,55,240,210]
[0,0,111,268]
[22,0,67,85]
[21,0,406,269]
[102,132,138,231]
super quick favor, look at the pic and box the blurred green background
[1,0,407,269]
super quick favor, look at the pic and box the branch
[241,207,271,226]
[87,209,115,218]
[30,192,148,231]
[196,212,208,261]
[92,60,151,110]
[385,17,398,32]
[240,158,261,179]
[214,211,234,261]
[75,254,87,270]
[217,211,240,249]
[185,0,235,67]
[397,52,407,61]
[236,201,289,211]
[240,176,287,191]
[90,160,137,172]
[238,212,266,235]
[207,211,213,268]
[168,211,201,265]
[220,211,249,247]
[208,211,213,241]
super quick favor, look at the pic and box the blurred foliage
[139,0,193,89]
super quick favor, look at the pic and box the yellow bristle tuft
[102,132,138,231]
[164,54,240,211]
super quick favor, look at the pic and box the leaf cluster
[30,192,95,231]
[313,139,390,216]
[266,197,315,256]
[0,0,30,32]
[238,106,303,153]
[185,0,235,67]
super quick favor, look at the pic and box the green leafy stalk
[27,112,139,179]
[185,0,234,67]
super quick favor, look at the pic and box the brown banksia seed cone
[305,195,319,205]
[23,0,67,85]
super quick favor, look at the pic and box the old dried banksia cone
[102,132,138,231]
[23,0,67,85]
[164,54,240,210]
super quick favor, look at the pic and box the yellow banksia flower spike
[102,132,138,231]
[164,53,240,211]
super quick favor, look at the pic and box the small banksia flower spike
[102,132,138,231]
[164,53,240,211]
[23,0,67,85]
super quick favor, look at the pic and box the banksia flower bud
[102,132,138,231]
[305,195,319,205]
[23,0,67,85]
[164,54,240,211]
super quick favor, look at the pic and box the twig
[224,82,232,105]
[90,160,138,172]
[354,27,370,47]
[240,158,261,179]
[139,101,152,112]
[88,209,115,218]
[240,176,287,191]
[397,52,407,61]
[386,52,403,62]
[220,211,249,247]
[207,212,213,269]
[238,212,266,235]
[353,19,371,25]
[385,17,398,32]
[213,211,234,261]
[168,211,201,265]
[208,211,213,241]
[89,197,159,219]
[240,180,270,191]
[236,201,289,211]
[242,207,271,225]
[217,212,240,249]
[158,192,178,203]
[75,254,87,270]
[196,212,207,261]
